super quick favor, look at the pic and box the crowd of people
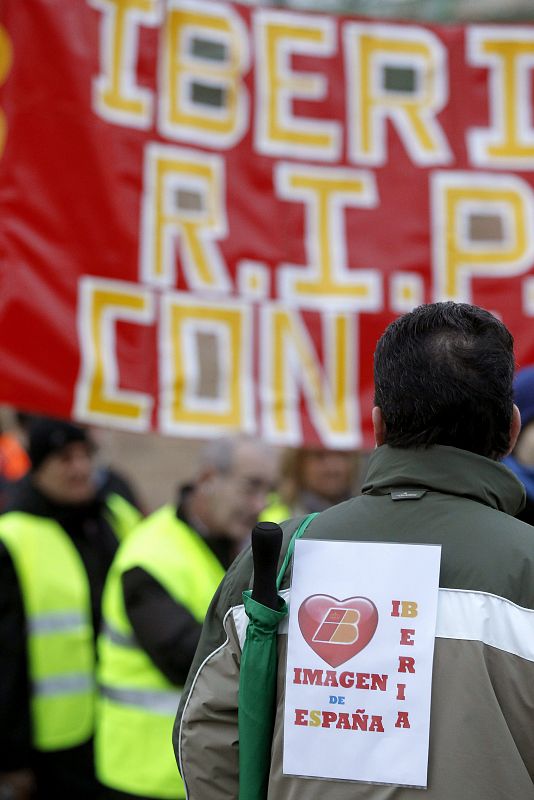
[1,302,534,799]
[0,409,363,799]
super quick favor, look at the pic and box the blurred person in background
[95,434,279,800]
[503,364,534,525]
[0,411,30,511]
[261,445,363,522]
[0,413,145,516]
[0,417,141,800]
[0,417,29,480]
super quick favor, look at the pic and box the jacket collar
[362,445,526,517]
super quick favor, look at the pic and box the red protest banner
[1,0,534,448]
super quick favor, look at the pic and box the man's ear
[372,406,386,447]
[504,403,521,457]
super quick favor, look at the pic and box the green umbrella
[238,513,318,800]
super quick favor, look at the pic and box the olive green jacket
[175,445,534,800]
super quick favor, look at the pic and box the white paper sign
[283,539,441,788]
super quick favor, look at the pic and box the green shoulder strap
[276,512,319,591]
[238,511,319,800]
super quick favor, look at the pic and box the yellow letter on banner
[159,0,249,148]
[261,304,359,447]
[468,28,534,168]
[254,9,340,161]
[90,0,161,128]
[276,163,381,308]
[431,171,534,301]
[0,25,13,158]
[159,293,254,437]
[139,143,230,291]
[344,22,451,166]
[74,277,155,430]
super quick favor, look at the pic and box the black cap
[28,417,92,472]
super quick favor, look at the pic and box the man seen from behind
[175,302,534,800]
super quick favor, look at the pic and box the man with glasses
[95,435,278,800]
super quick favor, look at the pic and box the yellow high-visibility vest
[0,493,139,751]
[259,493,292,524]
[96,506,225,800]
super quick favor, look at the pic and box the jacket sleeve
[173,546,254,800]
[122,566,203,685]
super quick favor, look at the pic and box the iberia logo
[298,595,379,668]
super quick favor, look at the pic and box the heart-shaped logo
[298,594,378,668]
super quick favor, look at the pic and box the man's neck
[178,487,237,569]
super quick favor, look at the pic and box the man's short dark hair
[374,302,515,459]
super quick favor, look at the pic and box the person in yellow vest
[0,417,141,800]
[95,435,279,800]
[261,446,364,524]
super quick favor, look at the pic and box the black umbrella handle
[251,521,283,610]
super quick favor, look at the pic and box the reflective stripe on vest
[100,685,182,716]
[28,611,86,635]
[96,508,225,800]
[0,496,137,751]
[101,621,138,649]
[34,674,95,696]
